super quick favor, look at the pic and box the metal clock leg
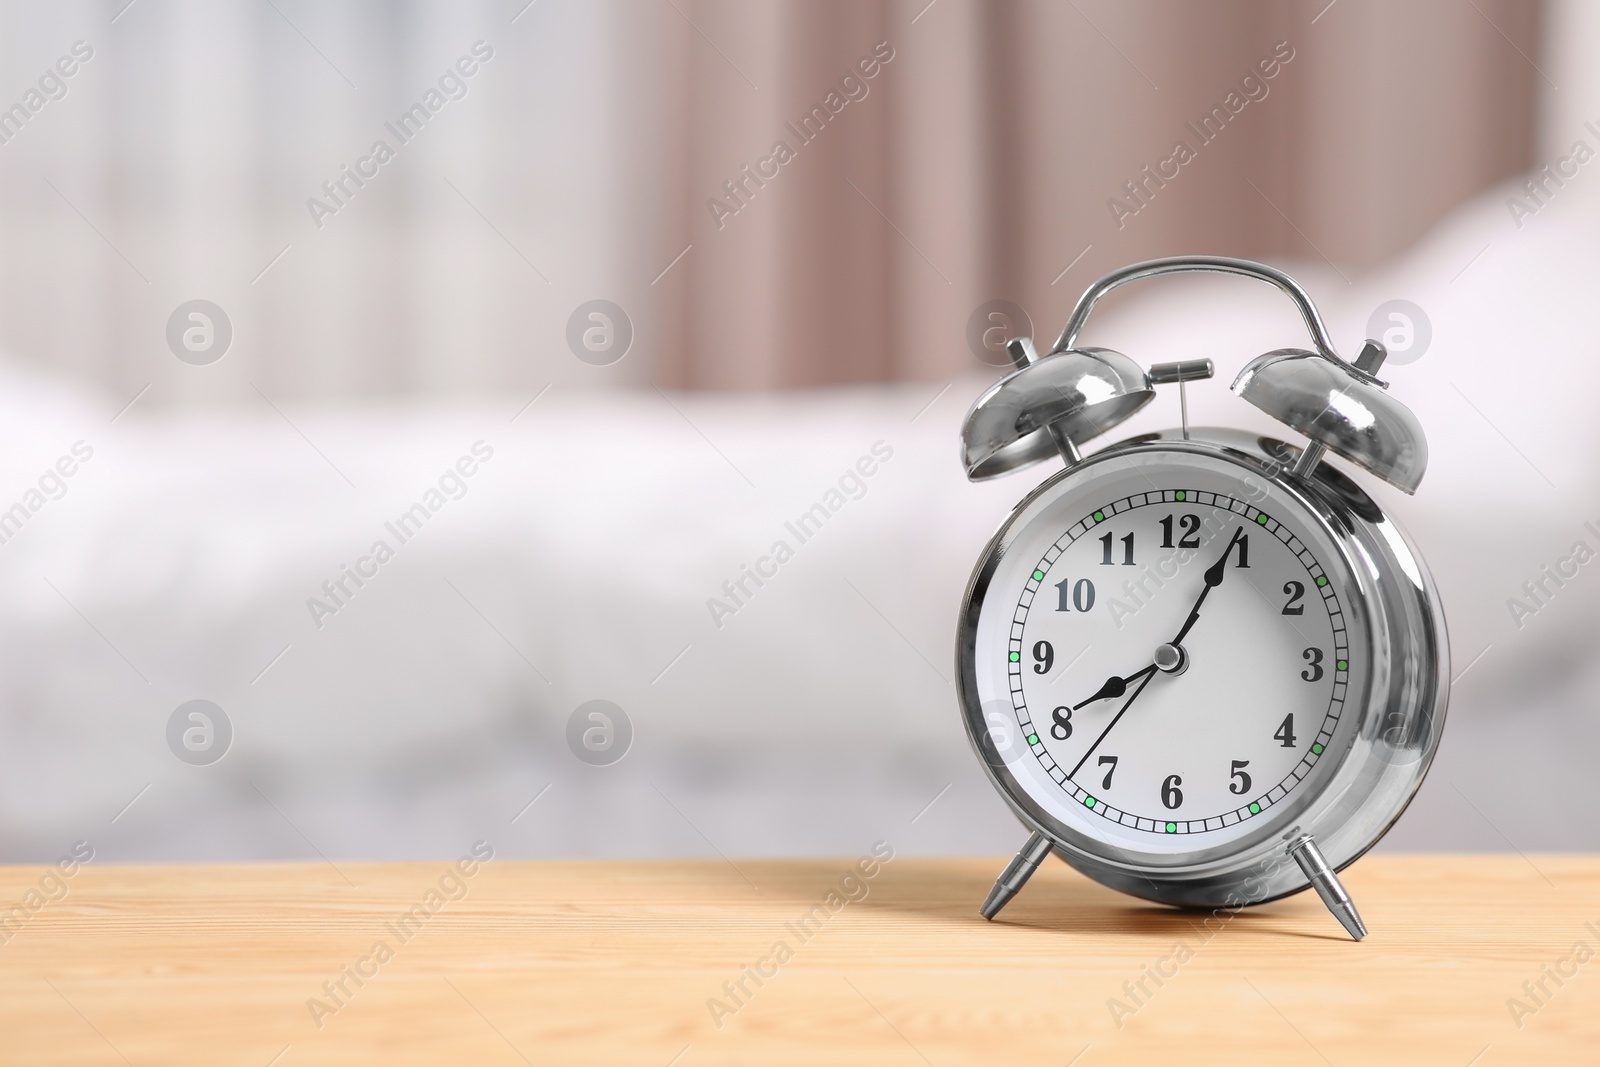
[1288,834,1367,941]
[980,831,1053,920]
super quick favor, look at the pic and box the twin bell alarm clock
[956,256,1447,939]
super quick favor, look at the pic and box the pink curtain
[627,0,1539,389]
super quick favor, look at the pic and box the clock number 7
[1098,755,1118,790]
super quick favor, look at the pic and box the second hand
[1067,666,1158,780]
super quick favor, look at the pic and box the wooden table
[1,854,1595,1064]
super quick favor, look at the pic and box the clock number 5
[1229,759,1252,794]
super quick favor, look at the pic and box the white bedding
[1,183,1596,864]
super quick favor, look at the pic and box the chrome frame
[955,429,1449,909]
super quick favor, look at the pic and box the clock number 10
[1054,578,1096,612]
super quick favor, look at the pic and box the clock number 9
[1050,706,1073,740]
[1161,774,1183,809]
[1032,640,1054,674]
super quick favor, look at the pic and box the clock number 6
[1161,774,1183,809]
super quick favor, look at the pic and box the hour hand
[1073,663,1157,710]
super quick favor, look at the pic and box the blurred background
[0,0,1593,865]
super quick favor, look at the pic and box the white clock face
[969,450,1363,856]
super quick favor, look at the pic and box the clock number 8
[1050,706,1073,740]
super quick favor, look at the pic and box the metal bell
[1233,339,1429,493]
[961,337,1155,480]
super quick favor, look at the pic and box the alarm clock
[957,256,1447,939]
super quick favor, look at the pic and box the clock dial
[969,452,1363,855]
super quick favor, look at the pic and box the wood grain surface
[0,854,1594,1064]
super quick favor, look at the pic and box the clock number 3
[1301,647,1324,682]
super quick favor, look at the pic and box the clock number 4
[1054,578,1096,612]
[1274,713,1297,748]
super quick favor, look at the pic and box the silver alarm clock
[957,256,1448,939]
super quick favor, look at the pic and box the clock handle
[1051,255,1349,368]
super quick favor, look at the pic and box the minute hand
[1170,526,1246,647]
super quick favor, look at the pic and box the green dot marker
[1032,570,1044,581]
[1175,491,1186,501]
[1165,822,1177,833]
[1027,734,1039,746]
[1337,660,1348,671]
[1312,742,1325,755]
[1085,796,1097,809]
[1316,576,1328,587]
[1248,802,1261,814]
[1094,511,1105,522]
[1256,513,1269,525]
[1009,651,1020,662]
